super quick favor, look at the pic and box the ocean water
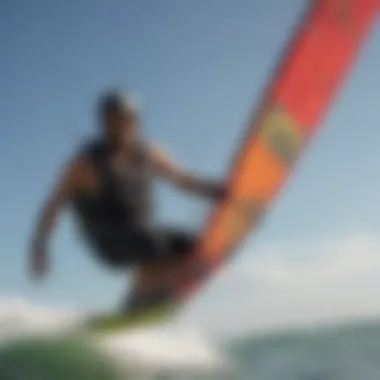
[229,321,380,380]
[1,299,380,380]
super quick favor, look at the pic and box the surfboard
[88,0,378,332]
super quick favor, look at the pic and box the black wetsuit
[71,139,196,268]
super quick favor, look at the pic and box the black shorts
[90,226,197,268]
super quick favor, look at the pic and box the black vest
[71,139,153,244]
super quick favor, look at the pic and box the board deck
[113,0,378,326]
[85,302,175,332]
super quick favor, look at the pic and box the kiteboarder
[29,90,227,279]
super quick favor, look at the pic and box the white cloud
[182,234,380,335]
[238,235,380,284]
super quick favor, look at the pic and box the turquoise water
[2,319,380,379]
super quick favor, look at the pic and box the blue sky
[0,0,380,324]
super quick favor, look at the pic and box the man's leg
[120,227,198,311]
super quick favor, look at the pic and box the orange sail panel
[196,0,378,265]
[128,0,378,311]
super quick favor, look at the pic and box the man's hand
[203,181,230,201]
[29,243,48,281]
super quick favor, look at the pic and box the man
[29,90,227,280]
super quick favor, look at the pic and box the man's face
[104,109,138,146]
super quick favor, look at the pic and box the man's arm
[29,155,82,279]
[149,144,227,200]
